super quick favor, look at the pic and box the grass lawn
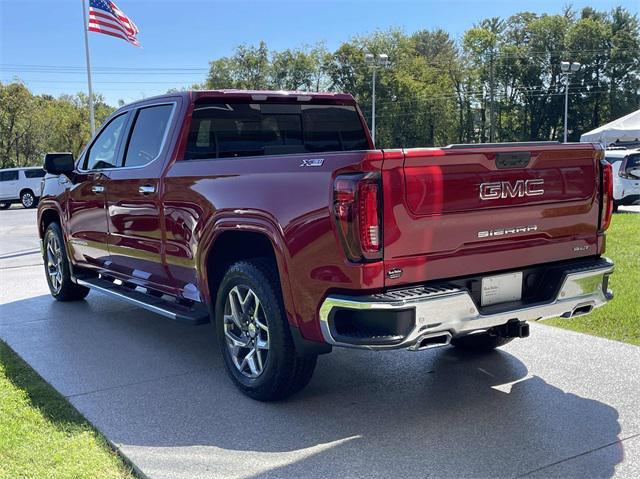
[0,341,136,479]
[544,212,640,345]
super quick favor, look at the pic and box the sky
[1,0,638,105]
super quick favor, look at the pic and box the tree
[0,82,115,168]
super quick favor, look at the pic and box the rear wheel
[613,201,619,213]
[20,190,36,208]
[215,259,317,401]
[0,202,10,210]
[43,222,90,301]
[451,332,513,352]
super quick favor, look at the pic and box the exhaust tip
[571,304,593,317]
[409,332,452,351]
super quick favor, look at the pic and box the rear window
[185,102,368,160]
[0,171,18,181]
[24,169,46,178]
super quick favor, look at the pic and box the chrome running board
[77,276,209,325]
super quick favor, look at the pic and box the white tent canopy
[580,109,640,145]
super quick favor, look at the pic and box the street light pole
[371,68,376,145]
[364,53,388,146]
[563,74,569,143]
[560,61,581,143]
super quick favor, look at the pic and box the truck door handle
[91,185,105,193]
[138,185,156,194]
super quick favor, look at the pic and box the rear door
[382,144,601,287]
[105,100,179,293]
[0,170,19,200]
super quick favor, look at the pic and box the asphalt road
[1,206,639,479]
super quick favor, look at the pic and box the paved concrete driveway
[1,207,639,478]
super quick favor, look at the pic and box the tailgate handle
[496,151,531,169]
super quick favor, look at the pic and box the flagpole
[81,0,96,135]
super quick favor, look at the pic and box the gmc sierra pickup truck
[38,90,615,401]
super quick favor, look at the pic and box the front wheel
[43,222,90,301]
[215,259,317,401]
[450,332,513,352]
[0,202,10,210]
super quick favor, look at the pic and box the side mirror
[44,153,75,175]
[629,168,640,179]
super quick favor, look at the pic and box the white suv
[0,167,46,209]
[605,148,640,211]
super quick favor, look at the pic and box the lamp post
[364,53,389,145]
[560,61,581,143]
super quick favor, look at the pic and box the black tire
[215,258,317,401]
[0,202,10,210]
[450,332,513,352]
[20,190,36,208]
[43,222,90,301]
[612,201,619,213]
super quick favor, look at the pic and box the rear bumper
[319,257,614,350]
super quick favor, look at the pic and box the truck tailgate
[381,144,603,287]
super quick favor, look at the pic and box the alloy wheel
[46,234,63,293]
[223,285,270,379]
[22,192,34,208]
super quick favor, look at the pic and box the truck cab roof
[118,90,356,112]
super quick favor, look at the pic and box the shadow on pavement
[0,293,625,478]
[0,249,41,260]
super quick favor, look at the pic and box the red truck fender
[196,214,300,329]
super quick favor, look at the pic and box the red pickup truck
[38,90,615,400]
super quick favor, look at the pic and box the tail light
[333,173,382,261]
[599,159,613,232]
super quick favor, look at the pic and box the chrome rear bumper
[319,258,614,350]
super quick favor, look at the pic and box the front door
[66,112,129,270]
[105,101,178,293]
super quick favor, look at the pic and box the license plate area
[481,272,523,306]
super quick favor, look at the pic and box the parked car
[605,148,640,211]
[37,90,615,401]
[0,167,46,209]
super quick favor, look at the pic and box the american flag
[88,0,140,47]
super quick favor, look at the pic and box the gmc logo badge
[479,179,544,200]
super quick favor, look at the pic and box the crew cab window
[85,113,127,170]
[124,104,173,167]
[0,171,19,181]
[24,169,46,179]
[185,102,368,159]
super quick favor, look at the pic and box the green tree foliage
[0,82,114,168]
[199,6,639,147]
